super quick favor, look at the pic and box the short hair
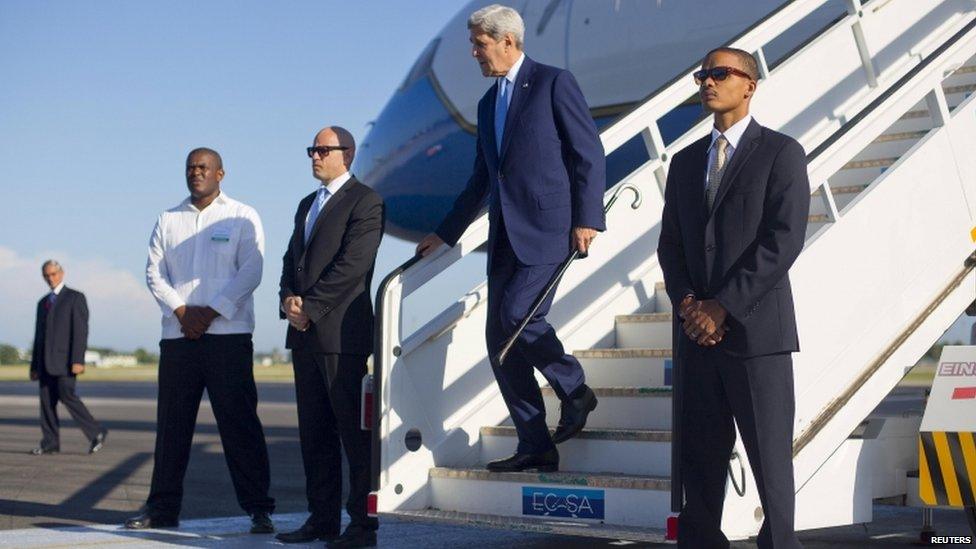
[186,147,223,169]
[41,259,62,272]
[704,47,760,80]
[468,4,524,48]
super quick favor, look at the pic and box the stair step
[615,312,672,348]
[429,467,671,490]
[653,280,672,313]
[829,162,890,188]
[575,349,673,390]
[841,157,897,170]
[480,426,671,476]
[534,386,672,430]
[389,509,669,543]
[541,386,673,397]
[810,184,867,215]
[873,130,927,143]
[481,425,671,442]
[429,467,673,529]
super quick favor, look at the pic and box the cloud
[0,246,160,351]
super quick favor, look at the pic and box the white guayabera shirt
[146,191,265,340]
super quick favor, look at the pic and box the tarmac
[0,380,972,547]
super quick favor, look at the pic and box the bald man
[276,127,384,547]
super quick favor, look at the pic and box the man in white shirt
[127,147,275,534]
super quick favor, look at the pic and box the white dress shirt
[304,171,351,242]
[146,191,265,339]
[705,114,753,187]
[496,52,525,108]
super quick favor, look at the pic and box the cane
[496,183,642,365]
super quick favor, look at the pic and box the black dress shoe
[275,520,338,543]
[249,511,274,534]
[552,385,597,444]
[124,512,179,529]
[29,447,59,455]
[327,525,377,548]
[89,429,108,454]
[486,448,559,472]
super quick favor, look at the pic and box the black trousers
[291,349,377,532]
[677,345,802,549]
[37,370,102,449]
[146,334,274,518]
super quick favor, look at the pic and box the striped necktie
[705,135,729,210]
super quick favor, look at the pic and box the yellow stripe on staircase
[934,431,964,506]
[919,437,937,505]
[958,432,976,504]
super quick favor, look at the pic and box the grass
[0,363,295,383]
[0,360,937,387]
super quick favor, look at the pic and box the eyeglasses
[693,66,754,85]
[306,145,349,158]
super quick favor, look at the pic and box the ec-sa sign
[521,486,605,520]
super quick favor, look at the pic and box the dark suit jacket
[31,287,88,376]
[435,56,606,266]
[658,119,810,358]
[279,176,384,355]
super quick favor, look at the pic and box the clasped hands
[174,305,220,340]
[678,295,730,347]
[282,296,310,332]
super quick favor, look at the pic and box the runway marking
[1,396,296,411]
[0,512,314,548]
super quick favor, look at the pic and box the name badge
[211,231,231,242]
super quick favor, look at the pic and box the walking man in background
[275,127,383,548]
[658,47,809,548]
[417,4,606,472]
[29,260,107,455]
[128,147,275,534]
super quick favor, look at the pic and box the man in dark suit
[417,4,606,473]
[275,126,384,548]
[29,260,107,455]
[658,47,809,549]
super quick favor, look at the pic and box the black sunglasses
[693,66,754,85]
[306,145,349,158]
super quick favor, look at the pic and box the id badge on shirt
[211,227,232,242]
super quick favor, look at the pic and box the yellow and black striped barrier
[919,431,976,507]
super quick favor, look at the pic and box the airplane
[352,0,843,241]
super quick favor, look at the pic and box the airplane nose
[353,66,476,241]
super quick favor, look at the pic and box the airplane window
[400,38,441,91]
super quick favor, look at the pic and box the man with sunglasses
[658,48,809,549]
[276,127,384,548]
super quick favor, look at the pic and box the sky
[1,1,973,354]
[0,1,465,353]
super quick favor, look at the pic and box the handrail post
[640,125,669,190]
[847,0,879,88]
[925,86,951,126]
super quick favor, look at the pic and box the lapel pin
[522,82,529,88]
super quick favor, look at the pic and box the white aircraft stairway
[369,0,976,542]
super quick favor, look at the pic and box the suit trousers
[291,349,377,532]
[37,370,101,449]
[146,334,274,518]
[677,344,802,549]
[486,225,586,455]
